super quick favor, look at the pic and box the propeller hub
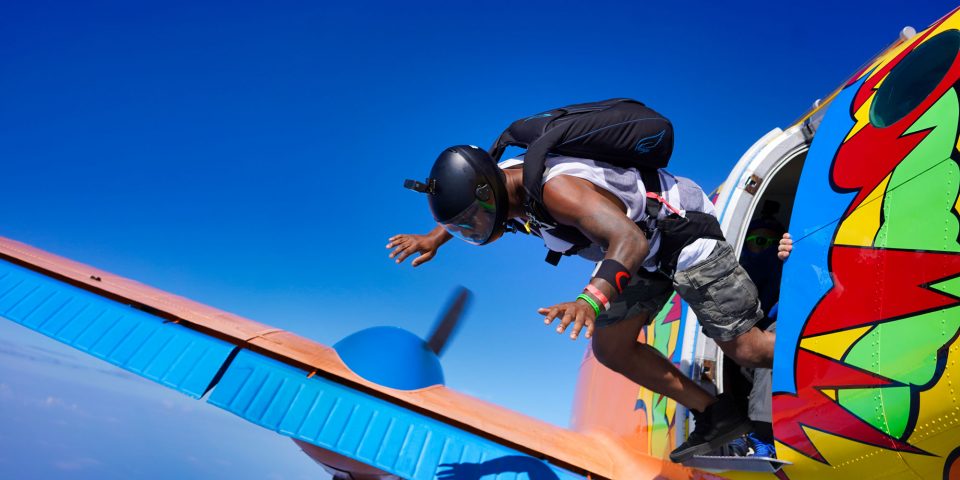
[333,326,444,390]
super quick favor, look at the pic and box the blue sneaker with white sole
[747,432,776,458]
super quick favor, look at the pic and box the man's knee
[592,326,640,370]
[718,328,774,368]
[727,345,766,368]
[592,331,626,369]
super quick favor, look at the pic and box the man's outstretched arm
[538,175,650,340]
[387,226,452,267]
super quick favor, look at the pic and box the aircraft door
[771,17,960,479]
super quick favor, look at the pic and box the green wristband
[577,293,602,318]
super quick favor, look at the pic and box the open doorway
[719,150,806,456]
[680,115,819,470]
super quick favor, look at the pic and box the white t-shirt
[500,155,717,273]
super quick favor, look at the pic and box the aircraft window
[870,29,960,128]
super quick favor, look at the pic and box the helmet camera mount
[404,178,436,195]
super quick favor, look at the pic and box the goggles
[745,234,779,249]
[440,190,501,245]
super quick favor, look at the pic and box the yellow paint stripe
[844,90,876,142]
[800,326,873,361]
[835,174,891,247]
[799,426,914,475]
[955,190,960,227]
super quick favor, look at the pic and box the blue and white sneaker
[726,435,751,456]
[747,432,776,458]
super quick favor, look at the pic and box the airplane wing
[0,236,675,480]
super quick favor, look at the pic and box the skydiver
[390,139,777,462]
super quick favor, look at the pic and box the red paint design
[804,247,960,337]
[774,350,925,463]
[664,295,682,324]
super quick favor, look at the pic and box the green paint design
[874,88,960,251]
[650,299,675,356]
[645,297,677,456]
[841,279,960,436]
[845,303,960,385]
[837,88,960,438]
[837,386,912,437]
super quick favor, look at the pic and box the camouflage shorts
[595,241,764,342]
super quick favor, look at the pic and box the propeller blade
[426,287,471,356]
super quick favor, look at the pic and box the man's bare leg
[592,312,715,413]
[715,326,775,369]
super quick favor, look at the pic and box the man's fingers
[388,243,408,259]
[777,236,793,260]
[395,245,417,263]
[777,237,793,260]
[557,309,575,334]
[585,318,595,339]
[570,309,586,340]
[411,251,434,267]
[542,306,560,325]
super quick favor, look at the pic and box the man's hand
[538,300,597,340]
[777,232,793,261]
[387,233,441,266]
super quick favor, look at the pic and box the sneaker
[747,432,776,458]
[669,393,752,463]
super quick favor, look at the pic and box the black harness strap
[656,211,726,275]
[545,250,564,266]
[638,168,663,220]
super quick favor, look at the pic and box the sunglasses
[745,234,779,248]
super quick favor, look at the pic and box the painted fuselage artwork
[4,5,960,480]
[573,6,960,479]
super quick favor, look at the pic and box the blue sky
[0,1,955,478]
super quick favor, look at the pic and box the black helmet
[404,145,509,245]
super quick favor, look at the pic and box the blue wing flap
[76,310,127,351]
[17,290,68,329]
[354,410,390,463]
[277,387,322,436]
[0,259,233,399]
[0,280,43,317]
[336,405,374,453]
[36,297,88,338]
[209,350,584,480]
[318,398,358,446]
[0,255,591,479]
[87,312,138,356]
